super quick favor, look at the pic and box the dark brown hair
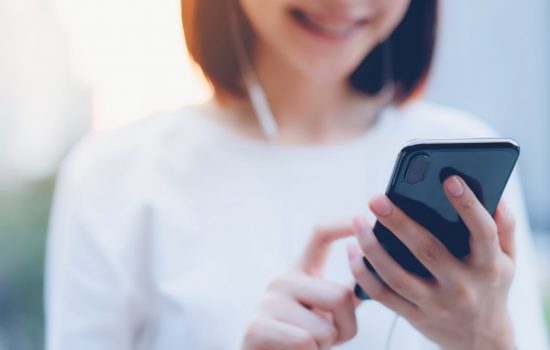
[182,0,438,104]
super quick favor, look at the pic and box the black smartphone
[355,138,520,300]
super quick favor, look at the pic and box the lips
[289,8,370,39]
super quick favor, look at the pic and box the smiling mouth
[289,8,370,39]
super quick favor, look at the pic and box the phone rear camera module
[405,154,431,184]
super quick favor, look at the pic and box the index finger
[299,224,355,276]
[443,175,499,266]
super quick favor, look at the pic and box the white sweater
[46,100,549,350]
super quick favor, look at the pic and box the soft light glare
[52,0,212,131]
[0,0,91,185]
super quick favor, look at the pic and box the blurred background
[0,0,549,348]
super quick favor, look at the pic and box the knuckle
[460,195,477,211]
[405,309,424,326]
[388,277,423,302]
[482,261,503,284]
[418,238,444,263]
[390,212,407,228]
[243,317,264,345]
[408,290,426,305]
[333,286,353,306]
[317,325,338,346]
[313,228,327,243]
[291,331,316,349]
[367,283,389,302]
[456,286,474,305]
[446,274,463,292]
[385,274,406,292]
[435,308,455,325]
[312,226,332,246]
[453,284,476,312]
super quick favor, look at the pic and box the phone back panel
[372,140,520,278]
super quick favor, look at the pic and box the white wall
[426,0,550,230]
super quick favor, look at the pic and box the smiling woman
[45,0,549,349]
[182,0,436,103]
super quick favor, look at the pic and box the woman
[46,0,549,349]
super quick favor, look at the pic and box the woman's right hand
[241,224,359,350]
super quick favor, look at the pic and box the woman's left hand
[347,175,516,350]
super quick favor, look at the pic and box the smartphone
[355,138,520,300]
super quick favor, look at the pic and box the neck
[225,42,390,144]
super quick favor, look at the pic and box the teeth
[301,13,357,36]
[310,20,353,34]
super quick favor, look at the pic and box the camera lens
[405,154,431,184]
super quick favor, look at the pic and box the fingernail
[352,216,368,234]
[445,176,465,197]
[370,195,392,217]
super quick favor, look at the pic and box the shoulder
[389,100,501,139]
[56,104,213,220]
[51,104,214,250]
[64,106,194,165]
[60,105,205,185]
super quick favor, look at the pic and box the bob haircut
[182,0,438,105]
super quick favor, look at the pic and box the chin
[295,59,359,83]
[283,41,376,83]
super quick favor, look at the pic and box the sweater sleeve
[45,136,151,350]
[503,170,549,350]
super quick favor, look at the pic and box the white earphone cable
[385,313,400,350]
[228,6,279,142]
